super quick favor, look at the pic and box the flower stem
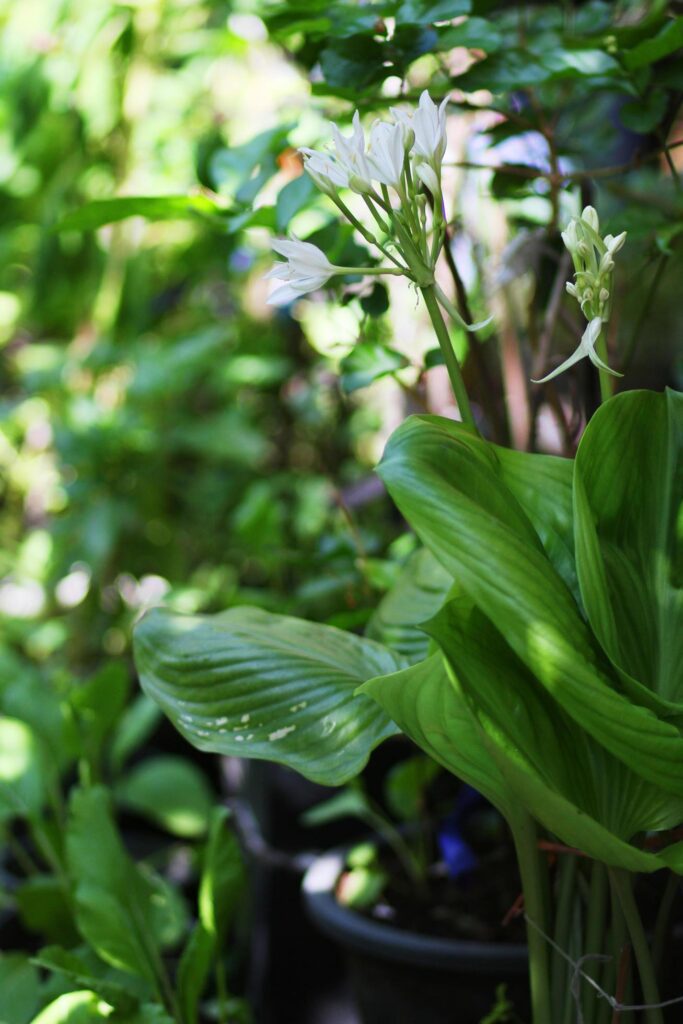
[595,328,614,405]
[421,285,477,429]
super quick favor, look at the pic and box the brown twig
[444,138,683,183]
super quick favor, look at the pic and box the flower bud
[415,162,441,197]
[581,206,599,232]
[604,231,626,254]
[599,288,610,304]
[561,221,579,252]
[565,282,578,298]
[599,252,614,275]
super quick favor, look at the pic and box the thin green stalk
[652,872,678,974]
[420,285,477,429]
[509,811,553,1024]
[330,194,405,270]
[609,876,631,1024]
[609,869,663,1024]
[595,328,614,405]
[583,861,609,1024]
[551,854,577,1021]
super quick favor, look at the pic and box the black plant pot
[302,850,530,1024]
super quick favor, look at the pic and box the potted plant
[134,91,683,1023]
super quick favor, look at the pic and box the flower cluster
[534,206,625,384]
[267,92,456,309]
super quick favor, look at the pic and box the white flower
[367,121,405,188]
[393,91,448,165]
[532,317,621,383]
[300,148,349,194]
[266,238,336,305]
[330,111,374,193]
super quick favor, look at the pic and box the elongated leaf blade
[427,600,683,873]
[378,414,683,795]
[134,607,403,786]
[573,389,683,711]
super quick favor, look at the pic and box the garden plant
[135,64,683,1024]
[2,2,683,1023]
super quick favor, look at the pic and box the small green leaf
[360,282,390,318]
[109,696,162,774]
[115,756,213,838]
[623,16,683,69]
[134,606,402,786]
[385,755,440,821]
[16,877,79,946]
[276,174,317,231]
[340,341,408,393]
[319,36,387,89]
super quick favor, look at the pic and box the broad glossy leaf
[365,547,453,663]
[134,607,402,785]
[574,389,683,713]
[115,756,213,838]
[378,414,683,794]
[361,654,517,820]
[427,600,683,874]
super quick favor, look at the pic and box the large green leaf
[365,548,453,663]
[426,600,683,874]
[134,607,403,785]
[573,389,683,713]
[378,414,683,794]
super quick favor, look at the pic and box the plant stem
[595,327,614,405]
[551,854,577,1021]
[509,811,552,1024]
[652,872,679,974]
[420,285,477,429]
[583,861,608,1024]
[609,869,663,1024]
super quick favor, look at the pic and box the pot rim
[302,848,528,972]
